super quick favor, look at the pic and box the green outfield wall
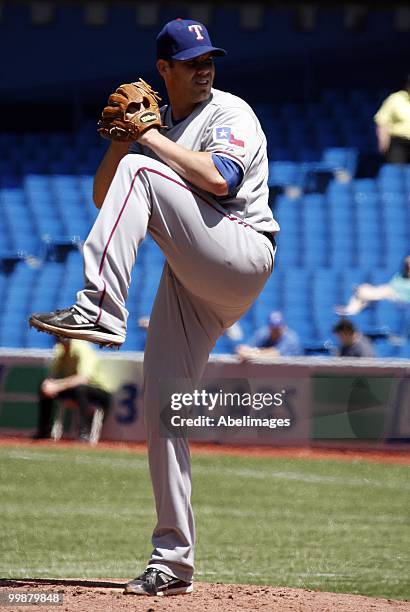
[0,349,408,446]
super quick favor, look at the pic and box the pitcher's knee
[118,153,147,173]
[119,153,170,176]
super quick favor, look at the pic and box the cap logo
[188,24,205,40]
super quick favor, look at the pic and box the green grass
[0,444,409,600]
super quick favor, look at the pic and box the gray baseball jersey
[74,88,277,584]
[130,88,280,234]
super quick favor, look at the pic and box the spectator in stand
[332,319,375,358]
[335,255,410,316]
[236,310,301,361]
[374,74,410,163]
[33,338,112,440]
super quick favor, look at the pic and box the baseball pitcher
[29,18,279,596]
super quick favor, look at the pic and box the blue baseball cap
[156,19,227,61]
[268,311,285,329]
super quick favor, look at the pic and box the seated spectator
[374,74,410,163]
[33,338,112,440]
[332,319,375,358]
[335,255,410,316]
[236,311,302,361]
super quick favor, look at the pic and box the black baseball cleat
[124,568,193,596]
[29,307,125,348]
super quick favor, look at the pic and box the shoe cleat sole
[29,319,124,349]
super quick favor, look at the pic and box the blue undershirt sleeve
[212,153,243,196]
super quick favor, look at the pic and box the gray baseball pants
[75,154,275,582]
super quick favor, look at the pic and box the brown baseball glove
[97,78,162,141]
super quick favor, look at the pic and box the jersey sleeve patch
[213,126,246,152]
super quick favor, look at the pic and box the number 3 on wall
[115,383,139,424]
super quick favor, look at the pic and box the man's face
[160,53,215,105]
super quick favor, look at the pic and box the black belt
[260,231,276,248]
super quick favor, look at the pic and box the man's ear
[157,59,169,78]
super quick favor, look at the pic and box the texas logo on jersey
[214,127,245,148]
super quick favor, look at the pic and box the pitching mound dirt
[1,579,409,612]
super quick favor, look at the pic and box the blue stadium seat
[313,311,338,342]
[355,248,382,271]
[314,128,340,148]
[303,192,327,219]
[305,102,329,121]
[329,233,355,269]
[274,242,302,268]
[262,120,284,143]
[25,327,55,349]
[287,131,314,150]
[322,90,344,106]
[322,147,358,175]
[373,339,399,358]
[268,161,303,187]
[397,343,410,359]
[274,193,302,217]
[282,268,310,293]
[353,190,379,206]
[0,313,27,347]
[379,163,406,180]
[326,179,353,201]
[339,270,369,302]
[378,178,405,195]
[0,168,19,188]
[384,234,408,255]
[312,270,340,307]
[381,191,409,210]
[353,178,377,194]
[349,89,373,107]
[284,312,314,340]
[30,293,58,312]
[303,236,328,268]
[355,204,380,236]
[373,301,406,335]
[58,209,90,237]
[20,161,47,174]
[279,103,303,121]
[403,167,410,193]
[328,203,352,227]
[254,271,283,313]
[295,148,321,163]
[268,147,294,161]
[369,268,396,285]
[253,103,274,119]
[34,215,65,238]
[342,130,368,148]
